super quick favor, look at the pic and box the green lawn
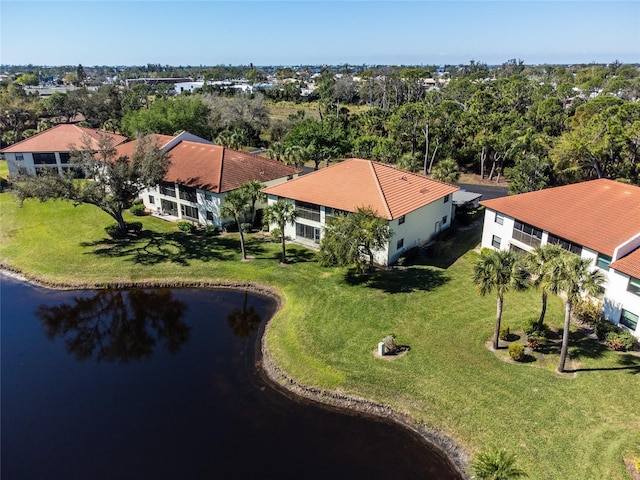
[1,173,638,479]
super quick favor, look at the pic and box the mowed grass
[1,172,638,479]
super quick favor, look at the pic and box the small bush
[177,221,197,233]
[573,299,602,326]
[105,223,126,239]
[605,330,636,352]
[270,227,282,242]
[499,325,510,341]
[508,343,526,361]
[241,222,252,233]
[594,320,617,341]
[129,203,146,216]
[526,331,543,351]
[203,225,218,236]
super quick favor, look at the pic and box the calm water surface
[1,275,460,479]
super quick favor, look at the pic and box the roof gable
[0,124,127,153]
[263,158,459,220]
[480,179,640,256]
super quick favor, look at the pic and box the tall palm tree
[284,144,309,168]
[266,141,286,162]
[238,180,266,226]
[469,447,528,480]
[473,249,529,350]
[552,253,605,373]
[524,244,564,331]
[219,189,251,260]
[263,198,297,263]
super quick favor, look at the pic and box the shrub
[269,227,282,242]
[526,332,543,351]
[203,225,218,236]
[129,203,146,216]
[508,343,526,361]
[605,330,636,352]
[241,222,252,233]
[105,223,126,239]
[177,221,197,233]
[573,299,602,326]
[397,247,420,266]
[499,325,510,341]
[594,320,617,341]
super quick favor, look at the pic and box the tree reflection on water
[37,289,189,363]
[226,291,262,337]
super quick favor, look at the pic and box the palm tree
[470,448,528,480]
[215,129,243,150]
[552,253,605,373]
[266,141,286,162]
[524,244,564,331]
[263,198,297,263]
[284,144,309,168]
[473,249,529,350]
[219,189,251,260]
[431,157,460,183]
[238,180,266,227]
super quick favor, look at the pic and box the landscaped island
[1,175,638,479]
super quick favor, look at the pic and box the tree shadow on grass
[344,266,450,294]
[81,231,247,266]
[282,245,317,263]
[565,354,640,374]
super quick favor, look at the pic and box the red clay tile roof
[114,134,175,158]
[611,247,640,279]
[163,141,300,193]
[0,124,127,153]
[480,179,640,256]
[262,158,459,220]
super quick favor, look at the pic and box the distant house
[480,179,640,338]
[116,134,301,227]
[262,158,459,266]
[0,124,127,177]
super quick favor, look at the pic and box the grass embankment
[1,171,638,479]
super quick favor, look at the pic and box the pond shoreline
[0,263,468,478]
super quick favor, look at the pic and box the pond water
[1,274,460,479]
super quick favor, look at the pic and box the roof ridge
[370,161,393,219]
[0,123,66,152]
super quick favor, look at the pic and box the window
[442,215,447,225]
[181,204,199,220]
[179,186,197,202]
[510,244,526,254]
[206,211,214,221]
[547,234,582,255]
[398,215,405,225]
[396,238,404,249]
[296,223,321,243]
[495,213,504,225]
[33,153,57,165]
[620,309,638,330]
[159,182,176,197]
[628,277,640,296]
[148,195,155,204]
[15,153,24,161]
[596,254,612,271]
[59,153,71,164]
[205,192,213,201]
[443,194,449,203]
[295,201,320,222]
[512,221,542,248]
[160,199,177,216]
[492,235,501,249]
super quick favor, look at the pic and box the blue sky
[1,1,639,66]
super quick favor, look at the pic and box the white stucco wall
[268,194,455,266]
[603,270,640,337]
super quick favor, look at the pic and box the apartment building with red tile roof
[0,124,127,177]
[479,179,640,337]
[263,158,459,266]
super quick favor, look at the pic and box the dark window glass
[179,186,197,202]
[547,234,582,255]
[181,204,199,220]
[33,153,57,165]
[159,182,176,197]
[59,153,71,164]
[628,277,640,296]
[492,235,501,249]
[596,254,612,271]
[295,201,320,222]
[620,309,638,330]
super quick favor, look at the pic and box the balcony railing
[296,207,320,222]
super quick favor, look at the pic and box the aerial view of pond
[1,274,460,479]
